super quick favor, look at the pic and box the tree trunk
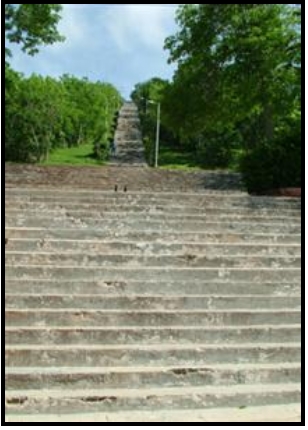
[261,103,274,142]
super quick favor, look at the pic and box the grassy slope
[40,144,105,166]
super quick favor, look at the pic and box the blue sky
[8,4,180,99]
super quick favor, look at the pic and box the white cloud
[103,5,178,52]
[47,4,91,51]
[7,4,180,98]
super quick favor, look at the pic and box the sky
[7,4,181,99]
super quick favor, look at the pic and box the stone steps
[6,363,301,390]
[5,266,301,282]
[5,192,301,206]
[6,343,301,367]
[0,165,262,192]
[6,199,298,213]
[5,239,301,256]
[4,187,300,199]
[5,181,301,421]
[6,325,301,345]
[5,209,301,224]
[115,144,145,151]
[5,201,300,213]
[4,203,302,217]
[5,294,301,310]
[5,384,301,415]
[6,228,301,243]
[5,218,301,234]
[111,102,146,166]
[5,404,302,422]
[5,280,300,296]
[4,252,302,268]
[5,309,301,328]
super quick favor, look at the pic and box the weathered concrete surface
[5,172,301,422]
[6,325,301,346]
[6,344,301,367]
[5,384,301,414]
[5,164,244,191]
[5,404,302,422]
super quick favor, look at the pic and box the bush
[93,140,109,161]
[197,128,242,168]
[240,120,301,193]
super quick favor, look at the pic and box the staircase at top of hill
[110,102,147,166]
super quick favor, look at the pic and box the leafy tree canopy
[5,4,64,57]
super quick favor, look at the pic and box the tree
[5,73,66,162]
[162,4,301,182]
[164,4,301,146]
[5,71,122,163]
[60,75,122,148]
[131,78,177,165]
[5,4,64,57]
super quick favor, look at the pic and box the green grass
[40,144,105,166]
[154,146,203,171]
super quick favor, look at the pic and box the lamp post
[146,99,160,168]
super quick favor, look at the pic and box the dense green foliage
[5,4,64,57]
[5,4,122,165]
[240,116,301,193]
[131,78,179,166]
[133,5,301,187]
[5,66,122,163]
[162,4,301,188]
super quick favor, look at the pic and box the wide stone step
[5,384,301,415]
[4,403,302,422]
[5,294,301,311]
[5,201,299,212]
[5,217,301,233]
[116,124,141,129]
[112,152,145,160]
[115,128,140,133]
[116,118,140,123]
[115,147,144,153]
[5,252,302,269]
[114,144,143,151]
[5,266,301,283]
[4,188,298,198]
[5,309,301,327]
[5,209,301,224]
[5,228,301,244]
[6,239,301,256]
[5,325,300,345]
[5,343,301,367]
[0,169,264,192]
[5,280,300,296]
[116,142,145,149]
[4,202,302,217]
[5,363,301,391]
[5,193,301,209]
[3,187,300,198]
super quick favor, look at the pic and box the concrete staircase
[110,102,146,166]
[5,186,301,422]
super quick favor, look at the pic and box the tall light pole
[146,99,160,168]
[154,102,160,168]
